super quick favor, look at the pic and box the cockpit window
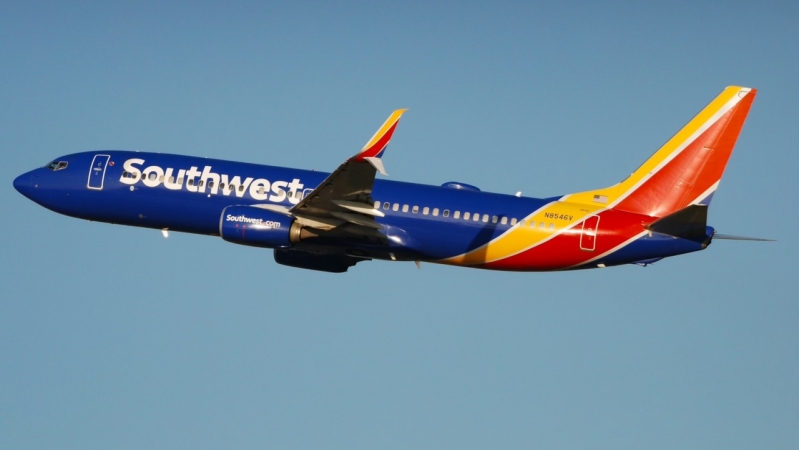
[46,161,68,171]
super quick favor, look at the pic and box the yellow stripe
[361,109,408,152]
[441,87,750,266]
[440,201,605,265]
[562,86,745,206]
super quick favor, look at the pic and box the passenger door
[580,215,600,251]
[87,154,110,190]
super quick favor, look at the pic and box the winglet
[352,109,408,175]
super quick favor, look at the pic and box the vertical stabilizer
[563,87,756,217]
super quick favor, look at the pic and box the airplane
[13,86,769,273]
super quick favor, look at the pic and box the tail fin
[563,87,756,217]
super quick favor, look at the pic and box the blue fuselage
[14,150,711,271]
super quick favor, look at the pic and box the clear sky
[1,2,797,449]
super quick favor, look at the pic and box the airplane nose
[13,172,33,197]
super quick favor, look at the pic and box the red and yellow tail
[563,86,756,217]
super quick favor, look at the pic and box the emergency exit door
[87,154,110,190]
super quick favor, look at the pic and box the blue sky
[1,2,797,449]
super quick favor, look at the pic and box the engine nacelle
[220,206,303,249]
[274,248,362,273]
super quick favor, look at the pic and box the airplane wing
[289,109,407,234]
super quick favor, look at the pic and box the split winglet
[351,109,408,175]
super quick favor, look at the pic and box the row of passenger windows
[374,201,558,230]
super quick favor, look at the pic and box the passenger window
[540,222,545,228]
[168,176,175,184]
[549,223,555,230]
[501,217,507,225]
[393,203,399,211]
[423,207,429,215]
[178,178,183,184]
[383,202,390,210]
[463,212,470,220]
[474,214,481,222]
[432,208,439,216]
[482,214,488,223]
[188,179,194,186]
[492,215,498,223]
[443,209,450,218]
[454,211,460,219]
[258,186,265,195]
[374,201,380,209]
[159,176,164,182]
[511,218,518,225]
[220,183,226,189]
[209,181,215,188]
[198,181,204,187]
[412,206,419,214]
[402,204,409,213]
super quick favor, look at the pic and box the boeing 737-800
[14,86,766,272]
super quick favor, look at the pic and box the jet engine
[219,206,314,249]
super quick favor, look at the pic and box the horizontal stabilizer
[713,233,775,242]
[645,204,708,241]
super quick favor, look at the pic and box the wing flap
[288,109,407,238]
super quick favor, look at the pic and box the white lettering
[249,179,270,201]
[142,166,164,187]
[120,158,144,185]
[219,174,235,196]
[185,166,201,192]
[163,168,186,190]
[235,177,253,198]
[287,178,304,204]
[199,166,219,194]
[119,158,306,204]
[225,214,281,228]
[269,180,288,202]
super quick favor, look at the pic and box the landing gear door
[580,215,600,251]
[87,154,110,190]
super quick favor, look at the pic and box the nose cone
[13,171,34,198]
